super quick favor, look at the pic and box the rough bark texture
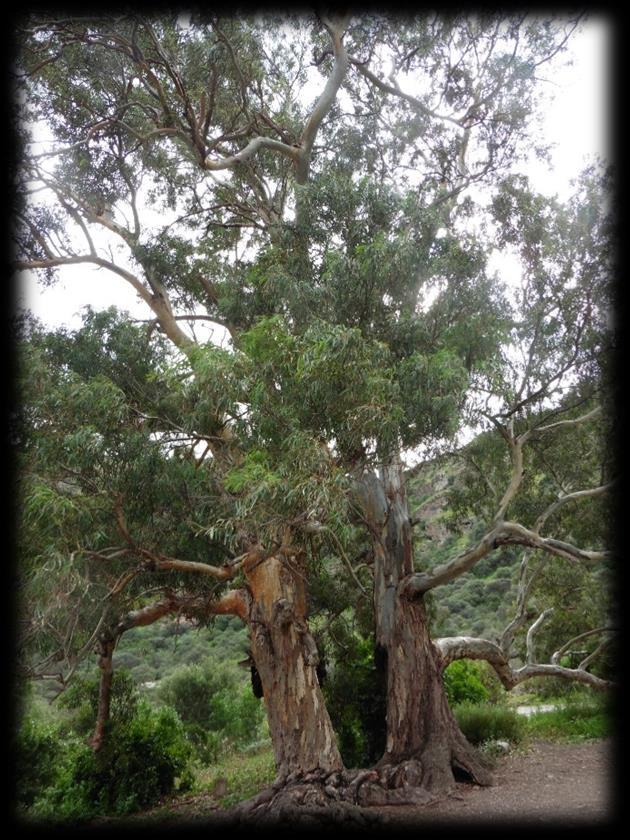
[380,595,492,789]
[357,457,492,799]
[242,548,343,781]
[89,633,116,752]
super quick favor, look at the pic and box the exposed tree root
[232,751,492,827]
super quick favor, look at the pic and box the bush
[31,702,193,822]
[158,659,265,756]
[454,702,525,745]
[443,660,490,706]
[15,714,64,811]
[58,669,138,736]
[18,671,194,822]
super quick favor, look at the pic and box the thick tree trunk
[236,547,386,826]
[357,457,492,799]
[242,546,343,782]
[379,594,492,790]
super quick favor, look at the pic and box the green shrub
[185,724,224,764]
[31,701,193,822]
[454,702,525,745]
[15,714,64,811]
[158,659,265,756]
[58,669,139,736]
[443,660,490,706]
[18,671,194,822]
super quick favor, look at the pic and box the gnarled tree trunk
[356,457,492,802]
[241,546,342,782]
[235,546,384,826]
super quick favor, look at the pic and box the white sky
[16,17,609,332]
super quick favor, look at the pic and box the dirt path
[379,738,616,827]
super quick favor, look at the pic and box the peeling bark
[355,457,492,798]
[242,549,343,780]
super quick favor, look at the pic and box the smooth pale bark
[436,635,613,690]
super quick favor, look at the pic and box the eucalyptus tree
[417,169,616,693]
[14,10,611,816]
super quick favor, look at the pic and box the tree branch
[402,518,608,596]
[526,607,554,664]
[296,13,350,183]
[204,134,301,172]
[435,634,614,691]
[534,483,611,535]
[551,626,615,665]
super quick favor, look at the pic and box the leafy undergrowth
[522,699,612,742]
[193,743,276,808]
[73,697,613,827]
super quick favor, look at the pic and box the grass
[522,699,612,742]
[193,743,276,808]
[453,691,612,749]
[454,702,526,746]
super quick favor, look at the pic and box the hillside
[407,456,521,642]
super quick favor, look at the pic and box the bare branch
[435,634,614,691]
[349,57,462,126]
[532,405,602,435]
[499,551,545,655]
[526,607,554,664]
[403,519,608,596]
[203,14,350,187]
[204,134,301,172]
[296,13,350,183]
[534,483,611,535]
[492,431,528,524]
[139,550,240,581]
[551,627,615,665]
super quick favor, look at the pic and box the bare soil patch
[378,738,617,828]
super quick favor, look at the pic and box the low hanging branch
[89,586,250,751]
[435,625,615,692]
[401,396,614,693]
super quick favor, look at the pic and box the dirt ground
[92,738,618,830]
[379,738,617,828]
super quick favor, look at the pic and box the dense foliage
[16,675,193,821]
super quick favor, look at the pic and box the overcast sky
[16,16,610,333]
